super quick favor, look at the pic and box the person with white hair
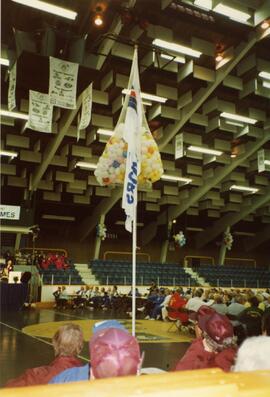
[233,336,270,372]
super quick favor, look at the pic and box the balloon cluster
[94,123,163,186]
[223,231,233,250]
[96,223,107,241]
[173,231,186,247]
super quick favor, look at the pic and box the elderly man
[6,324,83,387]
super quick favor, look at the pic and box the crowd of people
[0,250,70,282]
[5,310,270,388]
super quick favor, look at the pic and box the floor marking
[0,321,89,362]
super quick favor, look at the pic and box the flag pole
[131,190,137,336]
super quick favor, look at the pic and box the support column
[15,233,22,251]
[218,227,230,266]
[160,221,172,264]
[93,214,105,260]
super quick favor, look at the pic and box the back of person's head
[234,336,270,371]
[262,311,270,336]
[194,289,203,298]
[52,323,83,357]
[90,321,141,379]
[198,311,234,350]
[214,294,223,304]
[249,296,259,307]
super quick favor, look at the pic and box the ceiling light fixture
[261,21,270,30]
[122,89,167,103]
[220,112,257,125]
[262,81,270,89]
[188,145,223,156]
[160,53,186,64]
[12,0,77,20]
[94,13,103,26]
[224,120,244,127]
[0,57,10,66]
[153,38,202,58]
[0,150,18,158]
[76,161,97,170]
[161,175,192,183]
[0,109,29,120]
[213,3,251,23]
[258,71,270,80]
[97,128,114,136]
[215,54,223,62]
[264,160,270,166]
[194,0,212,10]
[230,185,259,194]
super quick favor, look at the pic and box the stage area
[0,308,191,387]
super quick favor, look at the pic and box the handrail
[224,257,257,268]
[184,255,215,266]
[2,369,270,396]
[20,248,68,257]
[103,251,150,262]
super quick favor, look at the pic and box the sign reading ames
[0,205,21,220]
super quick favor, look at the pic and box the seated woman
[5,323,83,387]
[175,306,237,372]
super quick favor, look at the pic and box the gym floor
[0,308,191,387]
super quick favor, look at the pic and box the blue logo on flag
[128,89,137,112]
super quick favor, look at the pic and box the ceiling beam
[158,30,266,150]
[254,0,270,26]
[78,187,122,242]
[195,185,270,249]
[244,224,270,252]
[30,96,83,192]
[141,129,270,246]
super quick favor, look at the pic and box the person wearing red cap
[49,320,142,383]
[175,306,237,372]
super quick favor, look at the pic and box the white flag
[77,83,93,141]
[49,56,78,109]
[27,90,53,133]
[8,62,17,111]
[122,48,142,232]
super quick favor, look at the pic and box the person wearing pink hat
[49,320,142,384]
[175,306,237,372]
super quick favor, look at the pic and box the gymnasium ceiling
[1,0,270,250]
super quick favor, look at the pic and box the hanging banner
[175,133,183,159]
[8,62,17,111]
[77,83,93,141]
[27,90,53,133]
[258,149,265,173]
[49,57,79,109]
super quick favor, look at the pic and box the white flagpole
[131,190,137,336]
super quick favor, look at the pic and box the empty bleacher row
[40,264,83,285]
[90,260,197,286]
[195,264,270,288]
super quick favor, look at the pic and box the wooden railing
[103,251,150,262]
[225,257,257,268]
[20,248,68,257]
[2,368,270,396]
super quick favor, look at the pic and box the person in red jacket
[167,290,189,324]
[5,323,83,387]
[175,306,237,372]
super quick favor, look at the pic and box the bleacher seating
[39,263,83,285]
[90,260,197,286]
[195,264,270,288]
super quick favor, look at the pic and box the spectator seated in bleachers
[175,306,237,372]
[238,296,264,337]
[49,320,142,384]
[5,324,83,387]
